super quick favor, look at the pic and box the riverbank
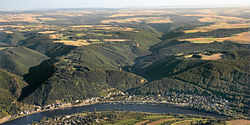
[1,102,99,124]
[0,100,232,124]
[2,102,237,124]
[0,116,11,124]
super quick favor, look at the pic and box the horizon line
[1,4,249,12]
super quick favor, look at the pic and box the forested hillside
[0,7,249,120]
[0,69,28,118]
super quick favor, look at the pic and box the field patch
[184,23,250,33]
[38,31,56,34]
[54,40,90,46]
[102,17,172,24]
[103,39,129,42]
[201,53,224,60]
[0,14,52,23]
[180,32,250,44]
[228,119,250,125]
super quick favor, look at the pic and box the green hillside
[129,50,250,117]
[18,41,150,105]
[19,57,145,105]
[0,46,48,75]
[0,69,28,118]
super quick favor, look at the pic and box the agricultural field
[102,17,172,23]
[0,14,56,23]
[227,119,250,125]
[184,23,250,33]
[201,53,224,60]
[179,32,250,44]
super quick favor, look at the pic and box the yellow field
[0,14,41,22]
[0,47,14,50]
[71,25,94,28]
[102,17,145,23]
[199,15,249,23]
[182,12,250,33]
[147,17,172,23]
[46,11,91,17]
[54,40,90,46]
[102,17,172,23]
[185,23,250,33]
[109,14,137,17]
[103,39,128,42]
[180,32,250,44]
[53,38,129,46]
[0,13,56,23]
[228,120,250,125]
[4,31,13,34]
[38,17,56,21]
[182,13,250,23]
[70,25,136,32]
[109,10,173,18]
[201,53,223,60]
[38,31,56,34]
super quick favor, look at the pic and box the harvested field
[102,17,146,23]
[0,47,14,50]
[184,23,250,33]
[180,38,217,43]
[0,14,41,22]
[38,17,56,21]
[102,17,172,23]
[199,15,249,23]
[103,39,129,42]
[71,25,94,28]
[4,31,13,34]
[50,34,63,39]
[228,119,250,125]
[180,32,250,44]
[46,11,90,17]
[182,14,250,23]
[201,53,224,60]
[54,40,90,46]
[224,32,250,44]
[38,31,56,34]
[109,14,137,17]
[148,17,172,23]
[0,116,11,124]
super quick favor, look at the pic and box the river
[2,102,226,125]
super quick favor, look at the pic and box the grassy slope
[0,46,48,75]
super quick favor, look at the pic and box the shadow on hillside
[18,59,57,102]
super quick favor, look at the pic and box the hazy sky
[1,0,250,11]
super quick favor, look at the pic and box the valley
[0,7,249,124]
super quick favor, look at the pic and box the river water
[3,102,226,125]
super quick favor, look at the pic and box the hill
[0,69,28,119]
[129,50,249,117]
[0,46,48,75]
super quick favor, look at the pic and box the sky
[0,0,250,11]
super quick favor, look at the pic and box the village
[13,88,232,122]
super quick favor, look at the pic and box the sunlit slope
[0,46,48,75]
